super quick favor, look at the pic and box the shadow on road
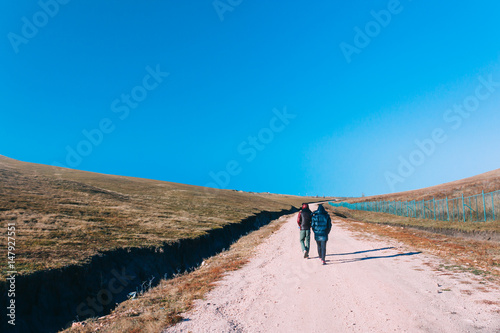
[327,247,395,257]
[327,251,422,264]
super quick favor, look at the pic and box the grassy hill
[348,168,500,203]
[332,168,500,235]
[0,155,326,278]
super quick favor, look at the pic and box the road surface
[166,204,500,332]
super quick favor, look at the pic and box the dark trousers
[316,240,327,261]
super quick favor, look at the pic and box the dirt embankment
[166,208,500,333]
[0,208,297,333]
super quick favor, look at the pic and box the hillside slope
[0,155,319,277]
[349,168,500,203]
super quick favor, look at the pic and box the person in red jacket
[297,203,312,258]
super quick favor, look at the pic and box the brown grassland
[2,154,499,332]
[348,168,500,203]
[326,170,500,281]
[66,210,292,332]
[324,206,500,282]
[330,206,500,234]
[342,168,500,235]
[72,201,500,333]
[0,155,331,279]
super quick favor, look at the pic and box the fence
[329,190,500,222]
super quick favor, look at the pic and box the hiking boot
[304,251,309,258]
[322,260,326,265]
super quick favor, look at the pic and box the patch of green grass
[439,264,490,276]
[440,264,463,271]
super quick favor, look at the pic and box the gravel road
[165,204,500,332]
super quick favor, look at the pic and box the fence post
[462,193,466,222]
[475,196,479,221]
[433,198,436,220]
[453,199,456,221]
[492,193,496,221]
[482,191,487,222]
[446,197,450,221]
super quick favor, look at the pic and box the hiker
[297,203,312,258]
[311,204,332,265]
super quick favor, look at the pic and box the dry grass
[64,210,291,332]
[325,205,500,281]
[348,168,500,203]
[0,155,333,279]
[330,206,500,234]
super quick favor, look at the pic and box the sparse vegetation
[325,205,500,281]
[347,168,500,203]
[0,156,333,278]
[64,210,291,332]
[329,206,500,234]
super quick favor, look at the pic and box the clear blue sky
[1,1,499,197]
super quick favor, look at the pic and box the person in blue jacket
[311,204,332,265]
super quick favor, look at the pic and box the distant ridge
[350,168,500,203]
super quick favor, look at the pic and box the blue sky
[1,0,499,197]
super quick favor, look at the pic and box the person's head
[317,204,325,212]
[302,203,309,210]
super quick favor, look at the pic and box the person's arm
[297,211,302,227]
[326,215,332,234]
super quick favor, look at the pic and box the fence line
[329,190,500,222]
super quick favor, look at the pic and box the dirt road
[166,204,500,332]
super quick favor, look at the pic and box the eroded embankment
[0,208,297,333]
